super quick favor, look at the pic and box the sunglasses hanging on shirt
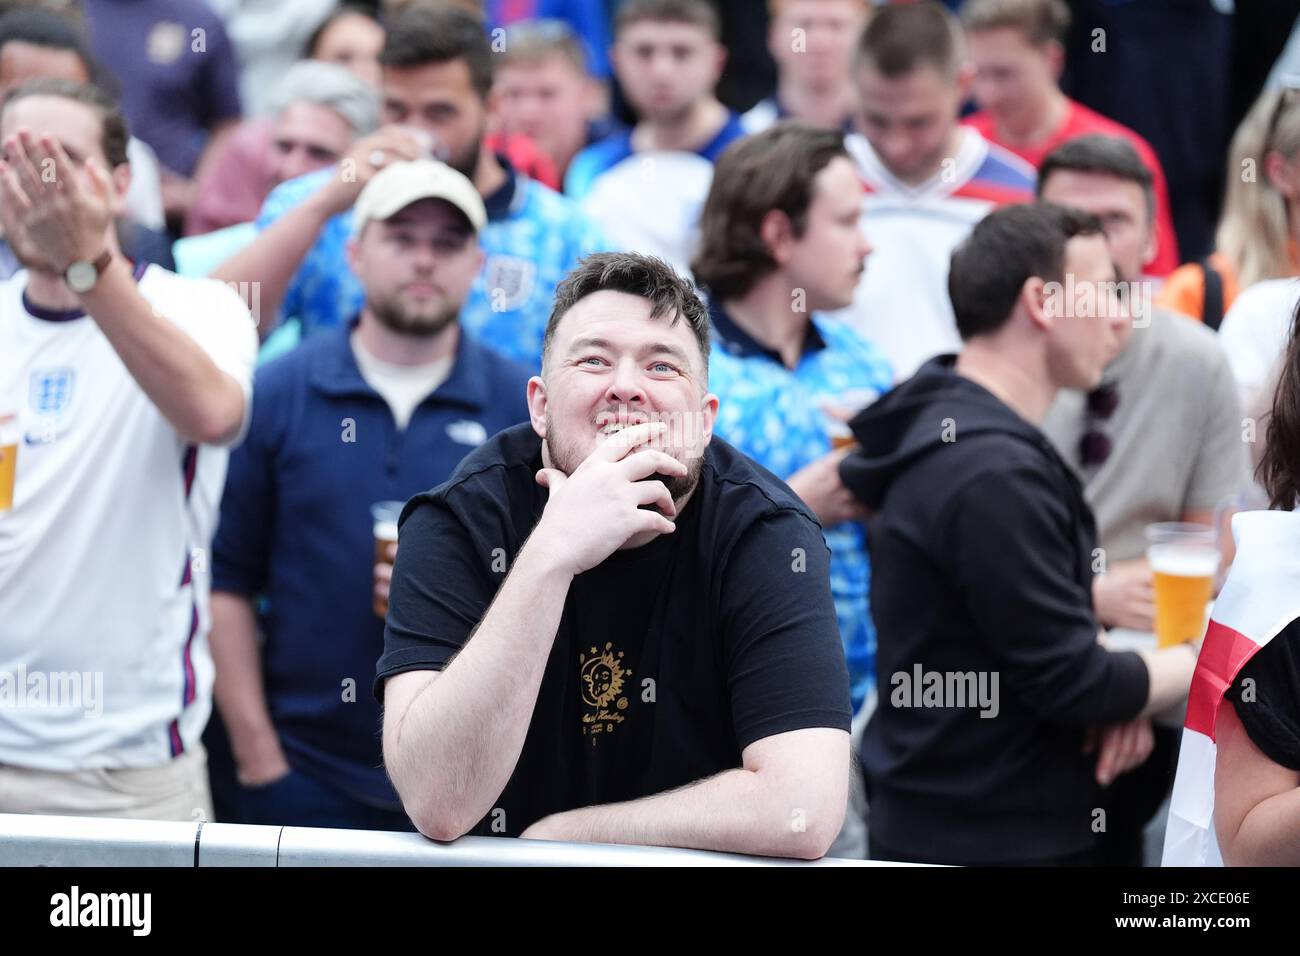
[1079,382,1119,468]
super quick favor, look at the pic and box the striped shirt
[830,127,1036,379]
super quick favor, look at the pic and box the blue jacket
[211,321,532,807]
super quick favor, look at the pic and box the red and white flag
[1162,510,1300,866]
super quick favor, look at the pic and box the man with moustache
[209,160,531,829]
[378,252,852,858]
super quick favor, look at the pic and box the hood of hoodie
[840,355,1054,510]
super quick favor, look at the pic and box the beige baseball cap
[353,159,487,234]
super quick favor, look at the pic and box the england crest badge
[26,367,74,443]
[29,367,74,417]
[483,256,537,313]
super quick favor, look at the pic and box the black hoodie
[840,355,1150,865]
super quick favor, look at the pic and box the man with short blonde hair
[185,60,380,236]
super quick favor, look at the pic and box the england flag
[1162,509,1300,866]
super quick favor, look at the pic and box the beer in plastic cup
[828,420,856,451]
[821,389,876,453]
[0,414,17,514]
[1145,522,1218,648]
[371,500,404,618]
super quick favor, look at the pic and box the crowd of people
[2,0,1300,867]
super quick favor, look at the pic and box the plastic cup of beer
[0,413,18,514]
[827,418,856,451]
[821,389,876,452]
[1145,522,1218,648]
[371,500,404,618]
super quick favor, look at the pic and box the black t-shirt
[374,423,852,836]
[1230,618,1300,771]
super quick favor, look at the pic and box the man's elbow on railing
[409,807,476,845]
[392,779,485,844]
[383,746,481,843]
[780,783,848,861]
[796,813,844,862]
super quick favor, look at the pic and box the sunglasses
[1079,382,1119,468]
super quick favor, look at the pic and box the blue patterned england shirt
[707,302,894,713]
[256,160,609,369]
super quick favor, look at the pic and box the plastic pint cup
[828,420,856,451]
[0,413,18,514]
[1146,522,1218,648]
[821,389,876,452]
[371,500,404,618]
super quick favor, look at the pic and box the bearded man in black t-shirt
[375,252,852,858]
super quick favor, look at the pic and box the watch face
[65,261,96,293]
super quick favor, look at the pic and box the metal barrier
[0,814,877,866]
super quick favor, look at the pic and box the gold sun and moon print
[580,642,632,745]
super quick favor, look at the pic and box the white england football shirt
[832,128,1037,380]
[578,150,715,279]
[0,263,257,770]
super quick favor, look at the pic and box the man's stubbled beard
[544,410,704,504]
[369,292,459,337]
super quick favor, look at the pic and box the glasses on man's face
[1079,382,1119,468]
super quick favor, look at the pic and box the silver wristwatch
[64,250,113,294]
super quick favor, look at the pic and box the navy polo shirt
[211,320,532,808]
[707,298,827,362]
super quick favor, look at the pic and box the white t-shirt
[351,332,452,431]
[830,128,1036,380]
[579,150,715,278]
[0,265,257,770]
[739,97,779,135]
[1218,277,1300,413]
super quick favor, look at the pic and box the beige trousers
[0,744,213,822]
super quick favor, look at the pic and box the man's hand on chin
[532,421,686,576]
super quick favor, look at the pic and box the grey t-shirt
[1041,307,1249,561]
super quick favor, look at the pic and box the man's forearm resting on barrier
[518,727,848,859]
[382,533,576,843]
[382,420,848,857]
